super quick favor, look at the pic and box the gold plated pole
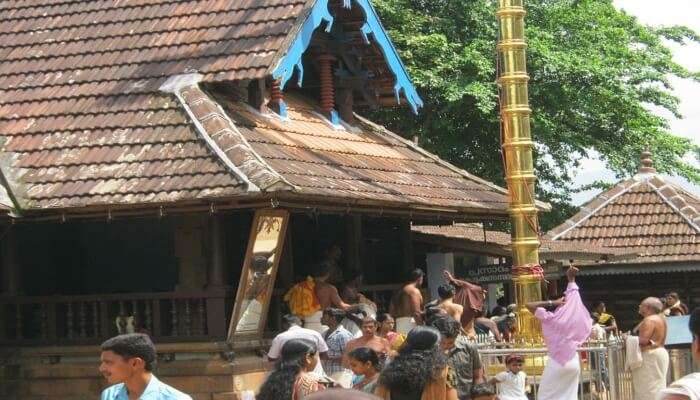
[496,0,543,342]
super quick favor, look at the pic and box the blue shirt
[101,375,192,400]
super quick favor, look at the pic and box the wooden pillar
[1,228,19,295]
[205,215,227,338]
[207,215,226,290]
[399,219,414,275]
[345,215,362,272]
[174,216,207,291]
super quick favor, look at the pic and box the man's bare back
[390,283,422,319]
[438,299,463,322]
[316,281,348,310]
[637,314,667,349]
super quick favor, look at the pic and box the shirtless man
[436,284,463,323]
[305,266,353,333]
[315,267,353,311]
[343,317,393,366]
[631,297,669,400]
[389,269,424,334]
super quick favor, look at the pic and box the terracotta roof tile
[412,224,634,261]
[204,92,512,212]
[0,0,519,218]
[0,0,309,210]
[548,155,700,264]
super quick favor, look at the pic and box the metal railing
[473,338,634,400]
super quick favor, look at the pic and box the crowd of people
[92,258,699,400]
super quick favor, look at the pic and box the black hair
[257,339,317,400]
[424,306,446,326]
[409,269,425,281]
[594,301,606,309]
[376,313,393,324]
[379,326,446,396]
[471,383,496,397]
[429,314,461,339]
[323,308,346,324]
[437,284,456,300]
[690,307,700,338]
[100,333,157,371]
[348,347,381,371]
[283,314,302,328]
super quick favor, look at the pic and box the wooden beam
[399,219,414,275]
[345,215,362,272]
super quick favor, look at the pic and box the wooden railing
[0,290,231,346]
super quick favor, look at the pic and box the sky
[569,0,700,205]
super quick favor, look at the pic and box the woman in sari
[257,339,326,400]
[377,313,405,351]
[375,326,458,400]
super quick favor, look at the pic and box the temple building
[547,151,700,328]
[0,1,546,399]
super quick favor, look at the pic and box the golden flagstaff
[496,0,544,342]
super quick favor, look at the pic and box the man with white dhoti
[628,297,669,400]
[389,269,424,334]
[312,266,355,334]
[657,307,699,400]
[526,266,592,400]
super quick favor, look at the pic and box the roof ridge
[549,178,642,240]
[160,73,295,193]
[645,175,700,233]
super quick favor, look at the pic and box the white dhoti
[632,348,669,400]
[303,310,328,334]
[537,354,580,400]
[395,317,416,335]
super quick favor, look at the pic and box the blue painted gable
[271,0,423,114]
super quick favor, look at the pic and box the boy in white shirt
[489,354,528,400]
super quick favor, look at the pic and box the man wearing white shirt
[268,314,329,379]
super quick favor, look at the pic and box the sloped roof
[0,0,306,210]
[548,152,700,264]
[0,0,515,218]
[412,223,635,261]
[177,82,512,214]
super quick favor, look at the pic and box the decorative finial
[638,150,656,174]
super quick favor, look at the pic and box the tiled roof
[211,91,513,213]
[548,153,700,264]
[0,0,306,210]
[0,0,519,218]
[412,223,634,261]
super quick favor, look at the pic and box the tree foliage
[368,0,700,229]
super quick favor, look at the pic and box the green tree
[369,0,700,230]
